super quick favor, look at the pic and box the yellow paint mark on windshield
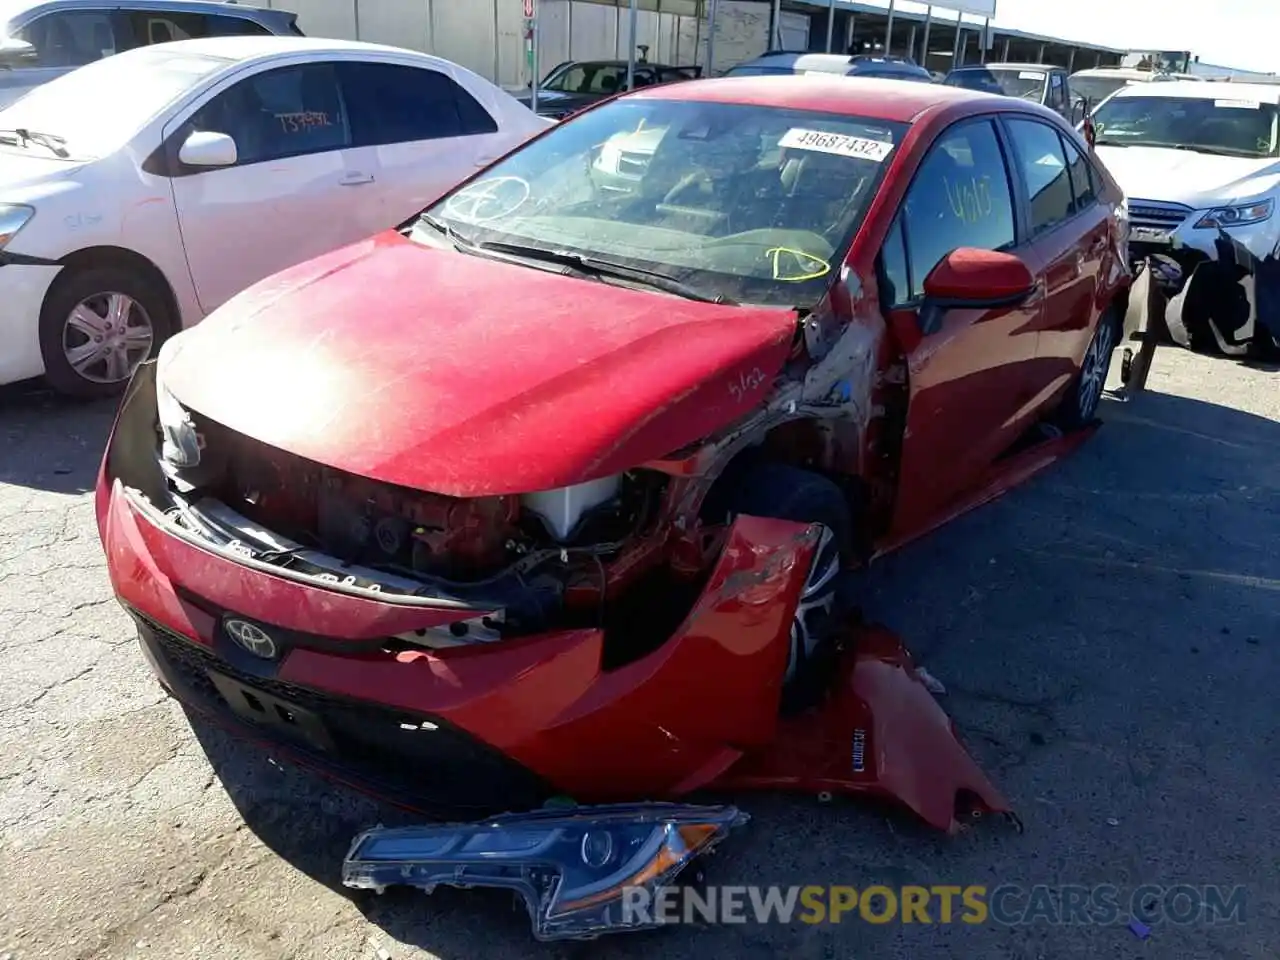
[766,247,831,282]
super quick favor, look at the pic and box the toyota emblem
[224,618,279,660]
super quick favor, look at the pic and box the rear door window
[895,118,1018,302]
[1059,133,1097,213]
[1005,117,1074,235]
[338,61,498,146]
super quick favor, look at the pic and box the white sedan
[0,36,551,397]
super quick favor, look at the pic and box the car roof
[744,52,922,72]
[951,63,1057,72]
[104,34,455,67]
[1,0,277,21]
[1109,79,1280,103]
[631,73,1006,123]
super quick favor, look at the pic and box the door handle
[339,172,375,186]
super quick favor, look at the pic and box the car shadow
[0,378,119,494]
[164,384,1280,958]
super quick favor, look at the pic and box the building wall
[263,0,774,89]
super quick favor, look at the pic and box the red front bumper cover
[98,362,1011,833]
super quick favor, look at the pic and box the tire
[39,264,173,400]
[722,462,857,716]
[1055,309,1120,429]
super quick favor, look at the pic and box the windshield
[1071,76,1132,105]
[946,68,1046,101]
[1091,94,1280,157]
[542,62,628,95]
[0,47,226,158]
[417,99,907,307]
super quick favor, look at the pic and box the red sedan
[97,75,1130,833]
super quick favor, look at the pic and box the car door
[0,8,122,108]
[164,60,369,314]
[880,116,1046,536]
[1002,116,1107,408]
[335,59,517,233]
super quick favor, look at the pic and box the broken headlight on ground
[342,803,748,941]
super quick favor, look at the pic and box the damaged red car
[97,75,1130,834]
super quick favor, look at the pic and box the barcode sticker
[1215,99,1261,109]
[779,127,894,162]
[1020,71,1046,80]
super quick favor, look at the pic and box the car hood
[163,232,797,497]
[1095,145,1280,207]
[0,149,89,196]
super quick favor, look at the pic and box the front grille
[1129,199,1194,230]
[134,611,551,817]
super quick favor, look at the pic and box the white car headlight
[1194,198,1274,229]
[154,340,201,468]
[0,204,35,249]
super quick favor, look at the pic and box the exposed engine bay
[161,415,719,651]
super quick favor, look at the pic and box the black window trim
[876,113,1023,312]
[997,112,1097,240]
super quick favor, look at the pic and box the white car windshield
[0,47,228,158]
[417,98,908,306]
[1092,94,1280,157]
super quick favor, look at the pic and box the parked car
[517,58,701,120]
[0,36,550,397]
[97,74,1129,823]
[1090,80,1280,355]
[0,0,302,109]
[1069,65,1202,109]
[944,63,1074,120]
[726,51,934,83]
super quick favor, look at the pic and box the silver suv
[0,0,301,108]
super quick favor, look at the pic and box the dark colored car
[0,0,302,108]
[516,58,701,119]
[98,74,1130,833]
[944,63,1075,120]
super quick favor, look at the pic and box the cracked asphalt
[1,348,1276,960]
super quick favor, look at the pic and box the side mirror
[918,248,1036,334]
[178,130,237,168]
[0,38,36,68]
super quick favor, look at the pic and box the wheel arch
[52,246,181,338]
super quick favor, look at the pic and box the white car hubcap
[62,292,154,384]
[786,524,840,683]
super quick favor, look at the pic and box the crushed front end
[1126,199,1280,357]
[97,360,822,814]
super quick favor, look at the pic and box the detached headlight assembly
[0,203,35,249]
[1195,198,1274,229]
[342,803,748,941]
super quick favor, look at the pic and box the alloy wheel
[786,524,840,683]
[61,292,154,385]
[1077,318,1116,421]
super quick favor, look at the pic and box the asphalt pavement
[1,348,1276,960]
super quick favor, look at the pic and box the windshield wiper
[472,240,738,304]
[0,128,68,158]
